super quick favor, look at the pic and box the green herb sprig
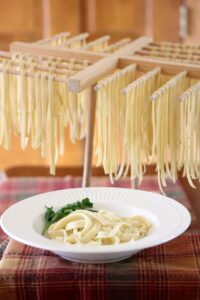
[44,198,93,232]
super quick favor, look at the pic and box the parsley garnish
[44,198,93,233]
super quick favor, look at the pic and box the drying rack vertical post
[82,85,96,187]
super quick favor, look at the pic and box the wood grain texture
[152,0,181,42]
[0,130,84,171]
[83,0,145,39]
[82,87,96,187]
[184,0,200,44]
[0,0,43,50]
[49,0,81,35]
[5,165,157,177]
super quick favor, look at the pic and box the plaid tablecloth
[0,176,199,300]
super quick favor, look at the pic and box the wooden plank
[118,55,200,78]
[83,0,146,38]
[114,36,152,55]
[68,36,152,92]
[69,55,118,92]
[10,42,106,62]
[5,165,156,177]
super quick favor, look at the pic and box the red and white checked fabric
[0,176,198,300]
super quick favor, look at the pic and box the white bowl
[0,187,191,263]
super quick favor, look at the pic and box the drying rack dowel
[82,85,97,187]
[10,42,106,63]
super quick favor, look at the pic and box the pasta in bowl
[0,187,191,263]
[46,208,151,246]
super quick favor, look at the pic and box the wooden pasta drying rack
[6,33,200,187]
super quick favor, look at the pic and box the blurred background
[0,0,199,172]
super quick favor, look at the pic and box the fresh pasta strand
[41,73,48,157]
[33,72,42,149]
[150,71,189,193]
[122,67,161,184]
[95,65,136,182]
[179,81,200,187]
[0,53,89,175]
[47,71,56,175]
[0,60,11,150]
[10,68,19,134]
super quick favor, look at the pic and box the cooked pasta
[46,209,151,245]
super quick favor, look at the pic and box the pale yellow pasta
[2,48,200,190]
[0,55,90,174]
[95,65,136,182]
[122,67,161,184]
[41,73,48,157]
[179,81,200,187]
[47,209,151,245]
[37,32,70,46]
[10,70,19,134]
[0,60,11,150]
[47,72,56,174]
[150,71,189,192]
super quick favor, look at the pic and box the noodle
[122,67,161,184]
[95,65,136,182]
[47,209,151,245]
[150,71,188,192]
[179,82,200,187]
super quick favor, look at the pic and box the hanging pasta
[59,33,89,49]
[104,39,131,53]
[121,67,161,184]
[0,53,91,174]
[95,64,136,182]
[9,63,19,135]
[0,60,11,150]
[150,71,189,192]
[45,71,89,173]
[81,36,110,52]
[37,32,70,46]
[179,82,200,187]
[3,31,200,190]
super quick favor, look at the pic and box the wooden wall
[184,0,200,44]
[0,0,199,171]
[0,0,188,50]
[0,0,43,50]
